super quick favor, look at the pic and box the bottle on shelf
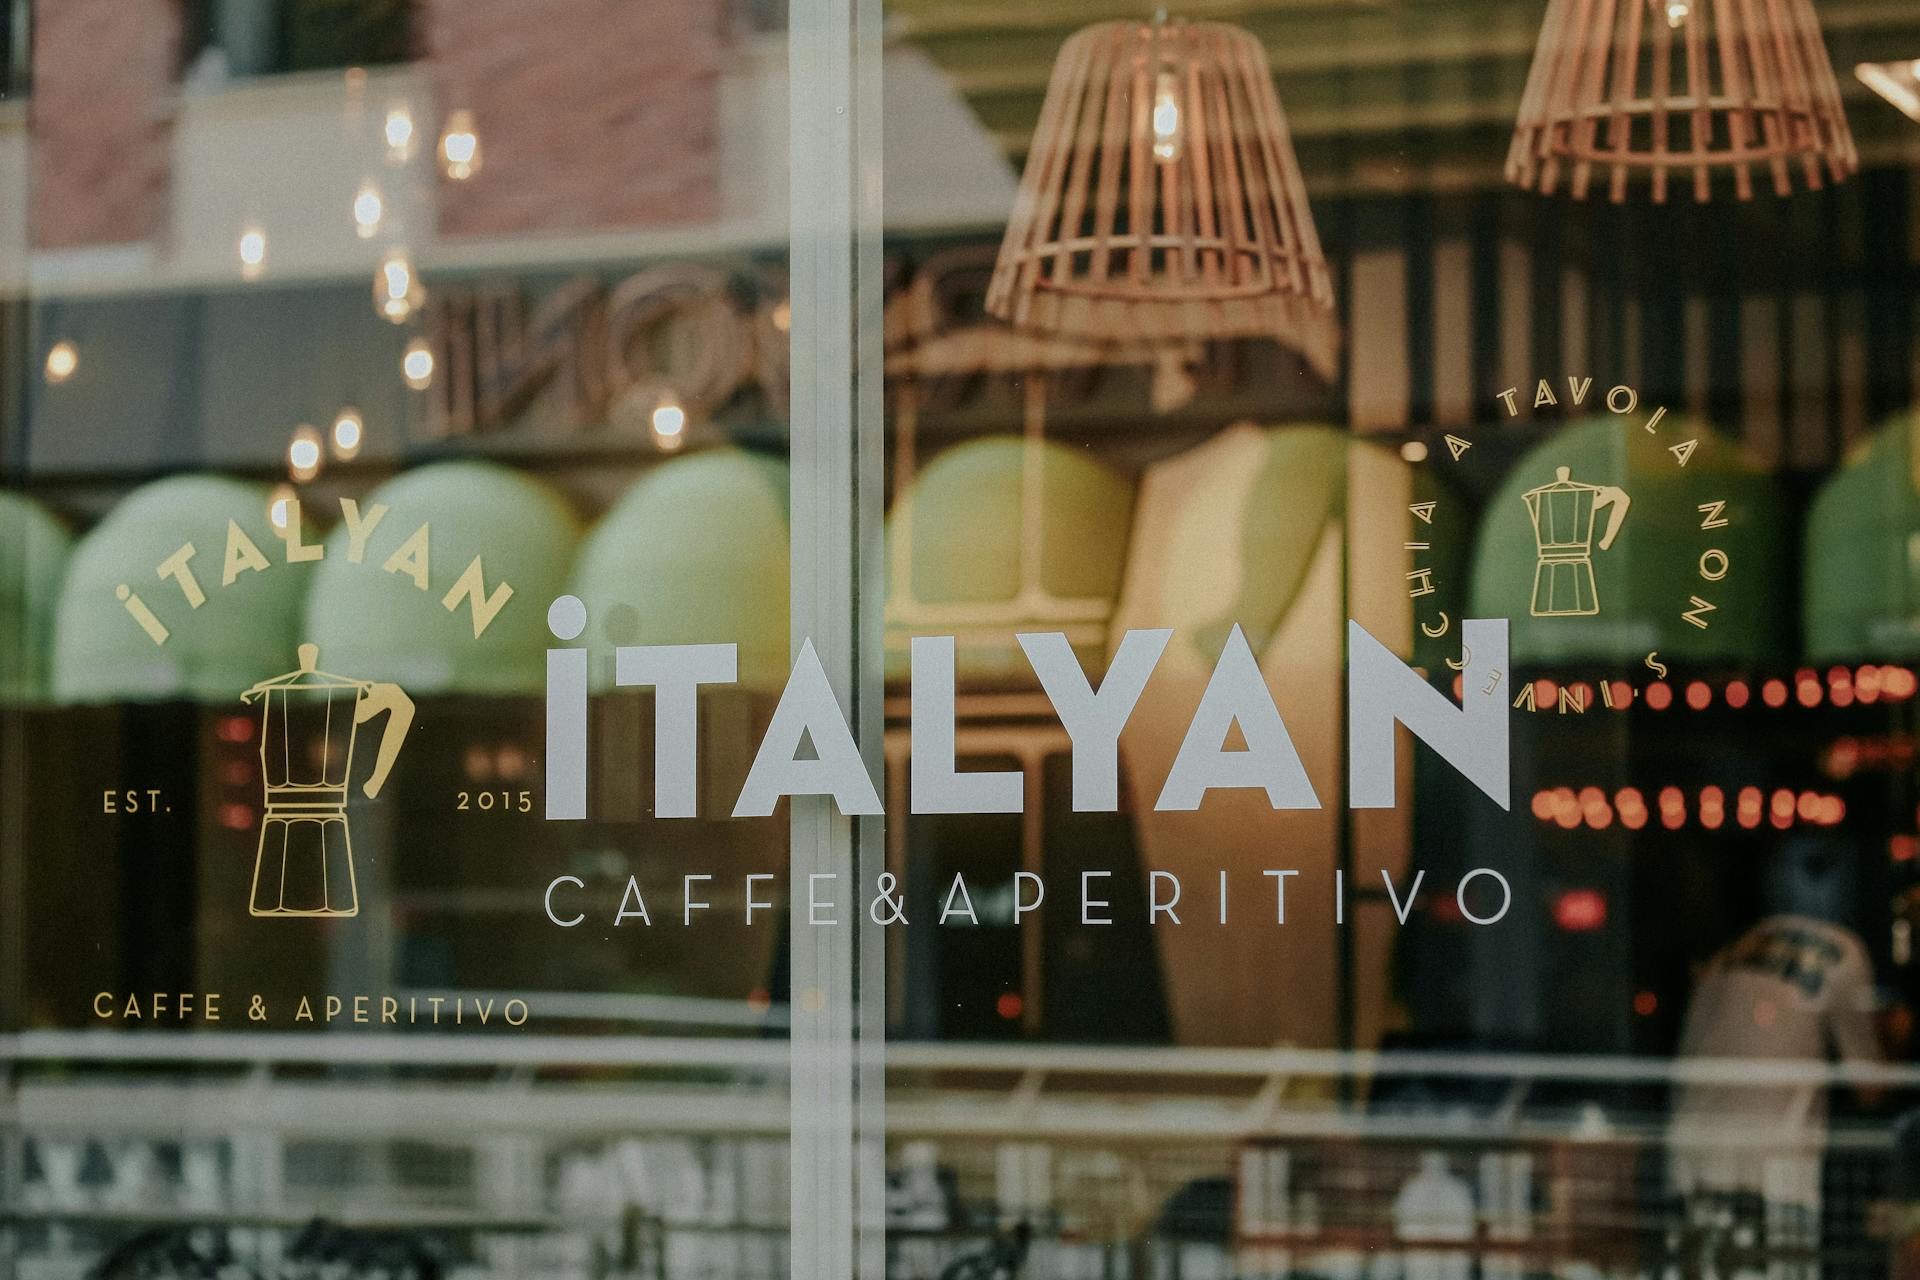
[1394,1150,1475,1280]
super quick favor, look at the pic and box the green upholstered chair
[0,492,73,704]
[570,448,791,692]
[1805,413,1920,661]
[54,475,312,702]
[304,461,580,695]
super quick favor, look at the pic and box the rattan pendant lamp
[985,16,1339,380]
[1506,0,1857,203]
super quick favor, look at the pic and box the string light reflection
[287,425,323,481]
[440,110,481,180]
[44,341,77,384]
[353,183,384,238]
[402,339,435,389]
[384,106,416,162]
[331,408,364,459]
[238,227,267,280]
[1530,783,1845,832]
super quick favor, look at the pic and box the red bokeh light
[1762,680,1788,708]
[1553,889,1608,932]
[1645,682,1673,710]
[1685,681,1711,710]
[1699,786,1725,830]
[996,992,1024,1021]
[1724,681,1750,709]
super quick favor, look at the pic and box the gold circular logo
[1405,376,1743,718]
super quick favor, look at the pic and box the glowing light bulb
[331,407,364,458]
[288,425,323,481]
[402,339,434,389]
[651,398,687,449]
[353,183,384,238]
[44,341,77,384]
[439,110,480,180]
[269,485,297,530]
[375,250,422,323]
[1665,1,1689,27]
[384,106,415,161]
[1400,440,1428,463]
[1151,71,1182,162]
[770,299,792,332]
[238,227,267,279]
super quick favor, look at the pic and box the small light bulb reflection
[44,341,78,384]
[269,485,297,531]
[1665,1,1689,27]
[440,110,480,180]
[384,106,415,161]
[375,250,422,323]
[238,227,267,279]
[331,407,364,458]
[1400,439,1428,463]
[651,398,687,450]
[288,425,323,481]
[1151,71,1182,162]
[770,299,792,332]
[353,183,384,238]
[402,339,435,389]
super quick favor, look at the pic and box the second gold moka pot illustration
[1520,466,1631,617]
[241,644,414,918]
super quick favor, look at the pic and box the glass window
[10,0,1920,1276]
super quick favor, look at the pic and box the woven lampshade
[1507,0,1857,203]
[985,19,1338,380]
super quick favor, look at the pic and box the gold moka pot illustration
[1521,466,1631,617]
[241,644,413,917]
